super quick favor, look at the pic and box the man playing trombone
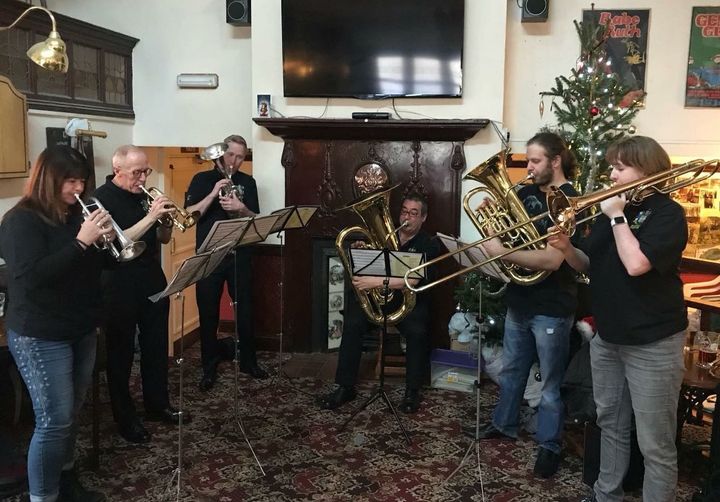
[94,145,186,444]
[185,134,266,392]
[472,132,581,479]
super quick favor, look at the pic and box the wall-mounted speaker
[226,0,251,26]
[521,0,549,23]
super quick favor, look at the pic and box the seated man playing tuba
[318,192,441,414]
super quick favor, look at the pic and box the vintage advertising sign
[686,6,720,107]
[582,9,650,106]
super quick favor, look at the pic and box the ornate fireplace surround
[254,118,489,352]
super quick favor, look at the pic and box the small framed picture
[257,94,271,117]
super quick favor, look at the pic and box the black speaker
[521,0,549,23]
[583,422,644,491]
[226,0,250,26]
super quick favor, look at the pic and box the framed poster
[327,256,345,350]
[685,6,720,107]
[582,9,650,106]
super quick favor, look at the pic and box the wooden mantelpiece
[255,118,488,353]
[253,117,489,141]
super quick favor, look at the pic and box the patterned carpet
[2,350,712,501]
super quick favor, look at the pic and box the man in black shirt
[318,192,441,414]
[185,135,265,392]
[473,132,580,479]
[94,145,186,444]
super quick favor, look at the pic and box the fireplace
[254,117,489,352]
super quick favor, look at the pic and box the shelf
[253,117,489,141]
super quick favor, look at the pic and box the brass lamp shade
[0,6,68,73]
[27,31,69,73]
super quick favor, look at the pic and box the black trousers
[103,263,170,425]
[335,289,430,390]
[196,248,256,374]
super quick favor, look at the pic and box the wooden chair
[374,326,406,378]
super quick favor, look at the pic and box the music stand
[263,206,319,395]
[149,242,234,501]
[434,233,509,487]
[340,246,425,445]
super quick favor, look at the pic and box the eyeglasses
[129,167,153,179]
[400,208,421,218]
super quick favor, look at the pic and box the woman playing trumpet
[549,136,688,502]
[0,145,110,501]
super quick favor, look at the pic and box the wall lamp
[176,73,219,89]
[0,6,69,73]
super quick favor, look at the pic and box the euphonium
[73,194,146,262]
[201,142,244,200]
[335,185,416,326]
[139,185,198,232]
[463,149,550,285]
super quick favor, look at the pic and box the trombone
[73,194,147,262]
[139,185,199,232]
[404,158,719,293]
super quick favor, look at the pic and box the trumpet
[201,142,244,200]
[73,194,147,262]
[403,157,719,293]
[139,185,198,232]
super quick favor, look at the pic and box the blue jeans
[8,329,96,502]
[492,309,572,454]
[591,331,685,502]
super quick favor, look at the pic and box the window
[0,1,138,118]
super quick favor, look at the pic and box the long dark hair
[9,146,91,225]
[527,132,578,180]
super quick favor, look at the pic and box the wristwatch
[610,215,628,227]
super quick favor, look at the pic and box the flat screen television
[281,0,464,99]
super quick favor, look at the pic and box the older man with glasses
[93,145,189,444]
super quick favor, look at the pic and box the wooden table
[679,338,720,464]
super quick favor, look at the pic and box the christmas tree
[540,18,643,194]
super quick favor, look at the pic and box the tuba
[463,149,550,285]
[139,185,199,232]
[335,185,416,326]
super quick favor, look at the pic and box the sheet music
[198,218,252,254]
[349,248,425,279]
[436,232,510,283]
[239,213,283,245]
[293,206,319,228]
[269,206,295,233]
[389,251,425,279]
[148,242,233,302]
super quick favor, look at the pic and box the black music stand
[149,241,234,501]
[340,246,425,445]
[205,213,283,477]
[433,233,509,488]
[263,206,319,394]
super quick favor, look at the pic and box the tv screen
[281,0,464,99]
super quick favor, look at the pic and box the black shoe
[399,388,421,414]
[464,422,516,440]
[318,386,357,410]
[146,406,192,425]
[579,496,597,502]
[117,418,151,444]
[59,468,105,502]
[534,447,561,478]
[199,369,218,392]
[240,364,268,379]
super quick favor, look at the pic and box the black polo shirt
[94,176,162,263]
[184,169,260,250]
[505,182,581,318]
[582,193,688,345]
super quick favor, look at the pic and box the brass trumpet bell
[140,186,199,232]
